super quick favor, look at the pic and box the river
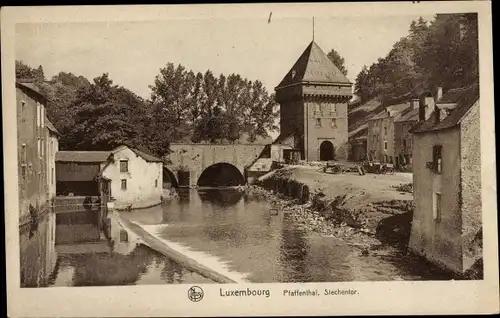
[20,188,451,287]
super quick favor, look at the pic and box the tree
[352,13,478,106]
[15,61,45,82]
[67,73,148,151]
[327,49,348,76]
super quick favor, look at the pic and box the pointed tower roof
[276,41,351,90]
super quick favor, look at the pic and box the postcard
[3,1,498,317]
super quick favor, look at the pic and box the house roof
[46,118,60,135]
[16,81,45,100]
[275,41,351,89]
[112,145,163,162]
[56,151,111,163]
[410,83,479,134]
[130,148,163,163]
[394,107,419,123]
[368,102,411,121]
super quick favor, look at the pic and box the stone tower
[275,41,352,161]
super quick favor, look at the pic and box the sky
[16,14,434,100]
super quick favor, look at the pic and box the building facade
[17,81,57,224]
[55,151,111,196]
[45,120,60,199]
[366,102,410,165]
[274,41,352,162]
[99,145,163,210]
[409,84,481,276]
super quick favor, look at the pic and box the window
[155,179,158,188]
[403,139,407,149]
[37,138,41,157]
[36,102,41,127]
[330,104,336,114]
[120,160,128,172]
[389,156,393,164]
[330,119,337,128]
[121,179,127,190]
[41,138,44,157]
[41,106,45,128]
[315,118,321,127]
[432,145,443,173]
[384,141,388,150]
[433,192,442,221]
[384,127,387,136]
[314,104,320,114]
[21,144,27,164]
[51,167,54,185]
[402,124,407,131]
[119,229,128,242]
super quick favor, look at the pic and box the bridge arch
[163,167,179,188]
[197,162,245,187]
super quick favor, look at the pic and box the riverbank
[250,166,415,251]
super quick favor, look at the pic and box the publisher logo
[188,286,204,302]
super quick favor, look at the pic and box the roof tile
[276,41,351,89]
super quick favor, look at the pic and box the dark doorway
[197,163,245,187]
[163,168,179,188]
[177,171,190,188]
[319,141,335,161]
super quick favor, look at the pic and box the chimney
[434,106,441,124]
[424,95,435,120]
[418,97,426,121]
[411,99,419,110]
[437,87,443,101]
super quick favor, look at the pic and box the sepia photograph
[3,2,498,317]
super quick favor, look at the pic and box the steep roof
[276,41,351,89]
[368,102,411,121]
[394,107,419,123]
[56,151,111,163]
[16,81,45,100]
[129,148,163,163]
[46,118,60,136]
[410,83,479,134]
[112,145,162,162]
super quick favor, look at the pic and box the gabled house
[56,145,163,210]
[98,145,163,210]
[409,83,481,276]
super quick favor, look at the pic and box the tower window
[315,118,321,127]
[314,104,320,114]
[330,119,337,128]
[121,179,127,190]
[330,104,336,114]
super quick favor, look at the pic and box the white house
[99,145,163,210]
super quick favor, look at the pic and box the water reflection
[19,209,213,287]
[278,221,312,282]
[197,188,244,207]
[148,189,453,283]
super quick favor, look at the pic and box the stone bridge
[164,143,267,187]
